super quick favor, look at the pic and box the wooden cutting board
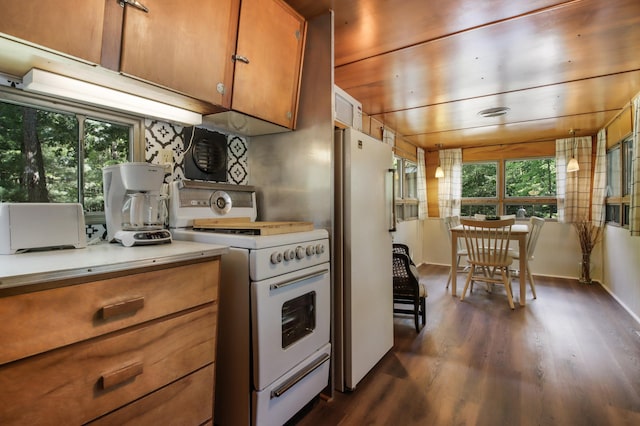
[193,218,314,236]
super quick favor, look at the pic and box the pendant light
[435,144,444,178]
[567,129,580,173]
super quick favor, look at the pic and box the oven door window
[282,292,316,348]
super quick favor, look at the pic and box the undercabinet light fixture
[22,69,202,126]
[478,107,510,118]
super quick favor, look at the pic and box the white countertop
[0,240,228,289]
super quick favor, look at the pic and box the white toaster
[0,203,87,254]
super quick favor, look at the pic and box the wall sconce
[435,144,444,178]
[567,129,580,173]
[22,69,202,126]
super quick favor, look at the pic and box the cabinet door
[0,306,216,425]
[233,0,306,128]
[120,0,239,107]
[0,0,105,64]
[86,365,215,426]
[0,260,219,365]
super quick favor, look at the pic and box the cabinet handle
[100,361,144,390]
[270,352,330,398]
[270,269,328,291]
[119,0,149,13]
[100,296,145,320]
[232,54,250,64]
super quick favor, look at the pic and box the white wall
[602,225,640,323]
[392,219,424,264]
[421,218,452,267]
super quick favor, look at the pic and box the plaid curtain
[631,96,640,236]
[438,148,462,217]
[416,147,428,219]
[556,136,592,222]
[591,129,607,226]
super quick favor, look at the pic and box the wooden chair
[443,216,468,289]
[392,243,427,332]
[459,218,516,309]
[510,216,545,299]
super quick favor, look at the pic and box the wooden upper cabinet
[0,0,306,129]
[0,0,105,64]
[120,0,240,107]
[232,0,306,128]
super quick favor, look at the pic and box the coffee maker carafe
[103,162,172,246]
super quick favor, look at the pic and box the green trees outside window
[0,100,130,212]
[461,158,557,218]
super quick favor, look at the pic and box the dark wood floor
[294,264,640,426]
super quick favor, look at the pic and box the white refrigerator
[334,127,395,391]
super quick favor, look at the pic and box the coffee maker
[103,162,172,247]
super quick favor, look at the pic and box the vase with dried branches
[573,221,603,284]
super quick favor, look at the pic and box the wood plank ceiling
[286,0,640,150]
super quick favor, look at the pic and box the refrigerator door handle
[387,168,396,232]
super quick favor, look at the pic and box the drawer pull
[100,296,145,319]
[270,352,330,398]
[100,361,144,390]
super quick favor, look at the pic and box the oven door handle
[270,352,331,399]
[269,269,329,291]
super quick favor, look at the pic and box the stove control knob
[270,252,282,264]
[283,249,296,261]
[315,244,325,254]
[295,246,305,260]
[306,245,315,256]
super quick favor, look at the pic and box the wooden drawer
[87,364,215,426]
[0,259,219,365]
[0,304,216,425]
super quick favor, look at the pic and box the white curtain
[630,96,640,236]
[438,148,462,217]
[591,129,607,226]
[556,136,592,223]
[416,147,428,219]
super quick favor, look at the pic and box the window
[623,137,633,197]
[394,156,418,221]
[0,89,143,222]
[504,158,557,218]
[461,162,497,217]
[607,145,621,197]
[461,158,556,218]
[605,135,633,226]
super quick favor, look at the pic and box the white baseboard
[598,283,640,326]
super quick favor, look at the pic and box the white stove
[169,180,331,426]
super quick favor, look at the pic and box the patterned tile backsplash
[145,119,249,185]
[89,120,249,240]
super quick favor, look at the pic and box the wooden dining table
[450,223,530,306]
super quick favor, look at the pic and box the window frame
[0,86,145,224]
[461,156,557,219]
[394,155,419,222]
[605,134,633,227]
[460,161,499,217]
